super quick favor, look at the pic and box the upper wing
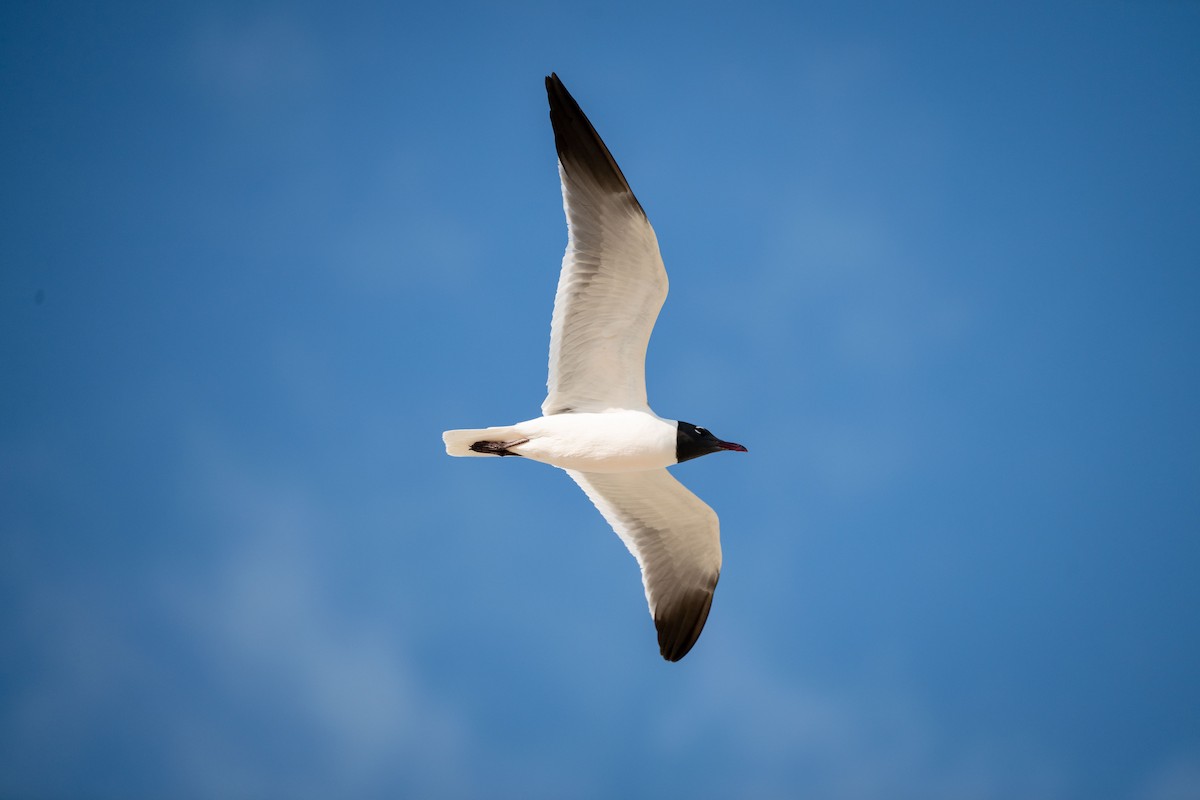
[565,468,722,661]
[542,73,668,416]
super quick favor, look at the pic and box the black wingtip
[654,584,717,662]
[543,73,645,216]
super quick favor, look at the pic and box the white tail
[443,426,522,457]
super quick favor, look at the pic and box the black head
[675,421,748,464]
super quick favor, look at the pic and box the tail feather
[443,426,523,457]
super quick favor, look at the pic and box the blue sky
[3,1,1199,797]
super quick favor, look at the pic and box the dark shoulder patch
[654,580,718,662]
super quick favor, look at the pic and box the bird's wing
[565,468,721,661]
[542,73,668,416]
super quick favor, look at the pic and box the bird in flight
[444,74,746,661]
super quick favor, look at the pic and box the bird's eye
[695,427,706,435]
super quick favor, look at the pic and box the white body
[444,410,678,473]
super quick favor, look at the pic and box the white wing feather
[566,468,721,661]
[542,75,668,415]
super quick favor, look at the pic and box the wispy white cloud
[0,427,478,799]
[656,639,1067,800]
[331,147,486,298]
[160,432,473,798]
[1136,749,1200,800]
[188,10,323,102]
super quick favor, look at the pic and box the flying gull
[443,74,746,661]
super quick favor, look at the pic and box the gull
[443,74,746,661]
